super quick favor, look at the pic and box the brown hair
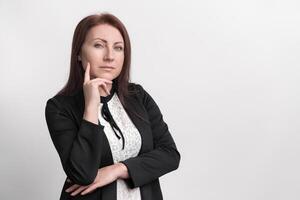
[56,12,149,124]
[57,12,132,102]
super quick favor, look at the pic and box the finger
[65,184,80,193]
[89,77,113,84]
[97,82,110,95]
[90,80,111,95]
[71,185,89,196]
[100,84,110,95]
[84,62,90,84]
[81,183,98,195]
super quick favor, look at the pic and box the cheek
[85,50,102,61]
[117,56,124,71]
[116,54,125,64]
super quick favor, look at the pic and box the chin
[96,74,114,80]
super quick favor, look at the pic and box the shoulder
[128,82,143,92]
[45,91,80,113]
[128,82,150,100]
[128,82,158,108]
[45,83,151,111]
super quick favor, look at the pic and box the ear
[77,55,82,61]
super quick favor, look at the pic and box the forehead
[86,24,124,43]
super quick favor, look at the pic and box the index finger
[81,183,98,195]
[84,62,90,84]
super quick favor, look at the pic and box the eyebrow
[93,38,123,44]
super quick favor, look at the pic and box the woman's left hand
[65,163,129,196]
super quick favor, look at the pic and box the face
[79,24,125,80]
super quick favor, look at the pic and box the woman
[45,12,180,200]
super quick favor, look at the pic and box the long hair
[57,12,148,123]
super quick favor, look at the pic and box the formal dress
[98,91,142,200]
[45,82,181,200]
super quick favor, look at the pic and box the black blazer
[45,82,181,200]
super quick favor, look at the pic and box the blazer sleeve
[45,97,105,185]
[120,84,181,188]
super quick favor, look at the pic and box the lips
[100,66,114,69]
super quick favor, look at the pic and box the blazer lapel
[71,87,153,200]
[123,94,153,154]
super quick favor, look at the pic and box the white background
[1,0,300,199]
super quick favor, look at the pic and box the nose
[103,47,114,62]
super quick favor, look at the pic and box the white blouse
[98,93,142,200]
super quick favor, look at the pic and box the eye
[94,43,103,48]
[115,46,124,51]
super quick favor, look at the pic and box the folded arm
[120,84,181,188]
[45,97,104,185]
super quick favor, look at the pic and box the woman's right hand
[83,62,112,109]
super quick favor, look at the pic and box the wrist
[83,106,99,125]
[85,104,99,113]
[115,162,129,179]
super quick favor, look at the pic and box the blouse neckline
[100,80,117,104]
